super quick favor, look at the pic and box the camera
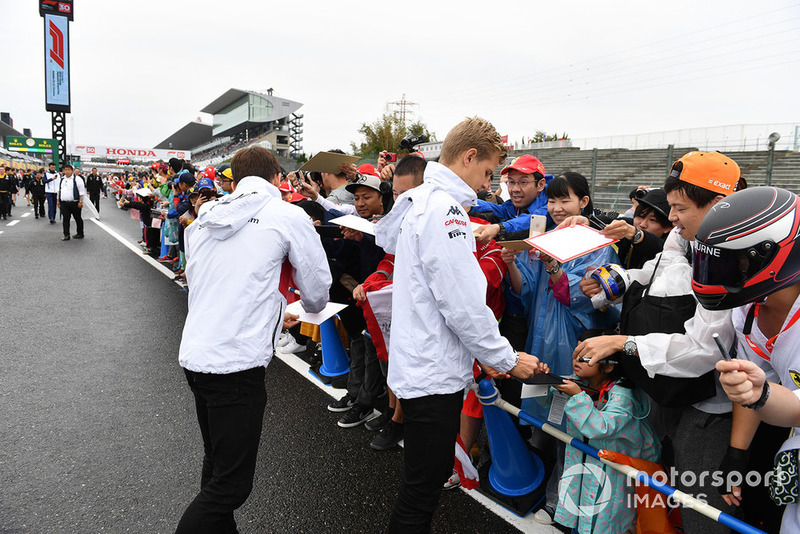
[383,152,397,163]
[634,187,653,200]
[400,134,428,151]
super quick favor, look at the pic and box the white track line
[21,212,30,218]
[92,217,553,534]
[7,220,19,226]
[90,218,176,278]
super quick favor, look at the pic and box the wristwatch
[545,260,561,275]
[632,227,644,244]
[741,381,771,411]
[496,223,507,241]
[623,336,637,357]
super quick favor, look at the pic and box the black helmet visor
[693,240,777,289]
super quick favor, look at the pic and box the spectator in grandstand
[472,155,549,244]
[175,145,331,534]
[374,117,542,533]
[572,151,747,534]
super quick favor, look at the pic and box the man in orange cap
[574,150,747,534]
[472,154,549,243]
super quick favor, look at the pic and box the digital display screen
[44,14,70,112]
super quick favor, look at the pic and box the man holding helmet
[695,186,800,532]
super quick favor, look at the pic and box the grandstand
[154,88,303,169]
[501,146,800,212]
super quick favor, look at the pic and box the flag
[598,450,682,534]
[454,435,480,490]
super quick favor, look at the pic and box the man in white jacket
[375,117,542,533]
[175,146,332,534]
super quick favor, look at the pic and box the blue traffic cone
[317,317,350,378]
[478,378,545,501]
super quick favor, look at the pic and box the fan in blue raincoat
[502,172,620,378]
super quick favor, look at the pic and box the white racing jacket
[375,162,517,399]
[628,228,734,413]
[179,176,331,374]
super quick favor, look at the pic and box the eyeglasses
[507,180,534,189]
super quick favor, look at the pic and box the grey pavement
[0,197,522,533]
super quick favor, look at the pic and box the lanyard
[743,302,800,361]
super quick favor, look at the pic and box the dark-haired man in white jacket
[175,146,332,534]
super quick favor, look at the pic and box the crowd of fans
[102,118,800,534]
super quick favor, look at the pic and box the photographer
[292,164,385,218]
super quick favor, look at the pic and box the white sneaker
[277,332,292,348]
[443,470,460,490]
[533,508,554,525]
[281,339,306,354]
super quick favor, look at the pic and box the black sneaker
[73,234,84,239]
[364,409,393,432]
[327,393,355,413]
[370,421,404,451]
[49,220,55,224]
[337,404,375,428]
[61,235,70,241]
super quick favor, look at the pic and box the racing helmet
[692,187,800,310]
[590,264,629,301]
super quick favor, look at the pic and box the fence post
[590,147,598,199]
[666,144,675,178]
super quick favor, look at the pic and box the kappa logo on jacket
[446,205,462,216]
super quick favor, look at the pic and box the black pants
[33,195,45,217]
[60,201,84,237]
[389,391,463,534]
[0,192,9,217]
[89,192,100,213]
[346,334,384,408]
[177,367,267,534]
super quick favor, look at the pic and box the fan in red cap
[692,186,800,310]
[204,166,216,180]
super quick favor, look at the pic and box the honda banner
[44,14,70,112]
[69,145,192,161]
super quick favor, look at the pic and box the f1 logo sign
[49,20,65,68]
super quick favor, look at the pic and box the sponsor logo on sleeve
[448,229,466,239]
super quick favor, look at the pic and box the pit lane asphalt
[0,198,532,534]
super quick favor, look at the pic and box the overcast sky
[5,0,799,155]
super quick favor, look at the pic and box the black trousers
[389,390,463,534]
[0,192,9,217]
[176,367,267,534]
[60,201,84,237]
[89,192,100,213]
[32,195,45,217]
